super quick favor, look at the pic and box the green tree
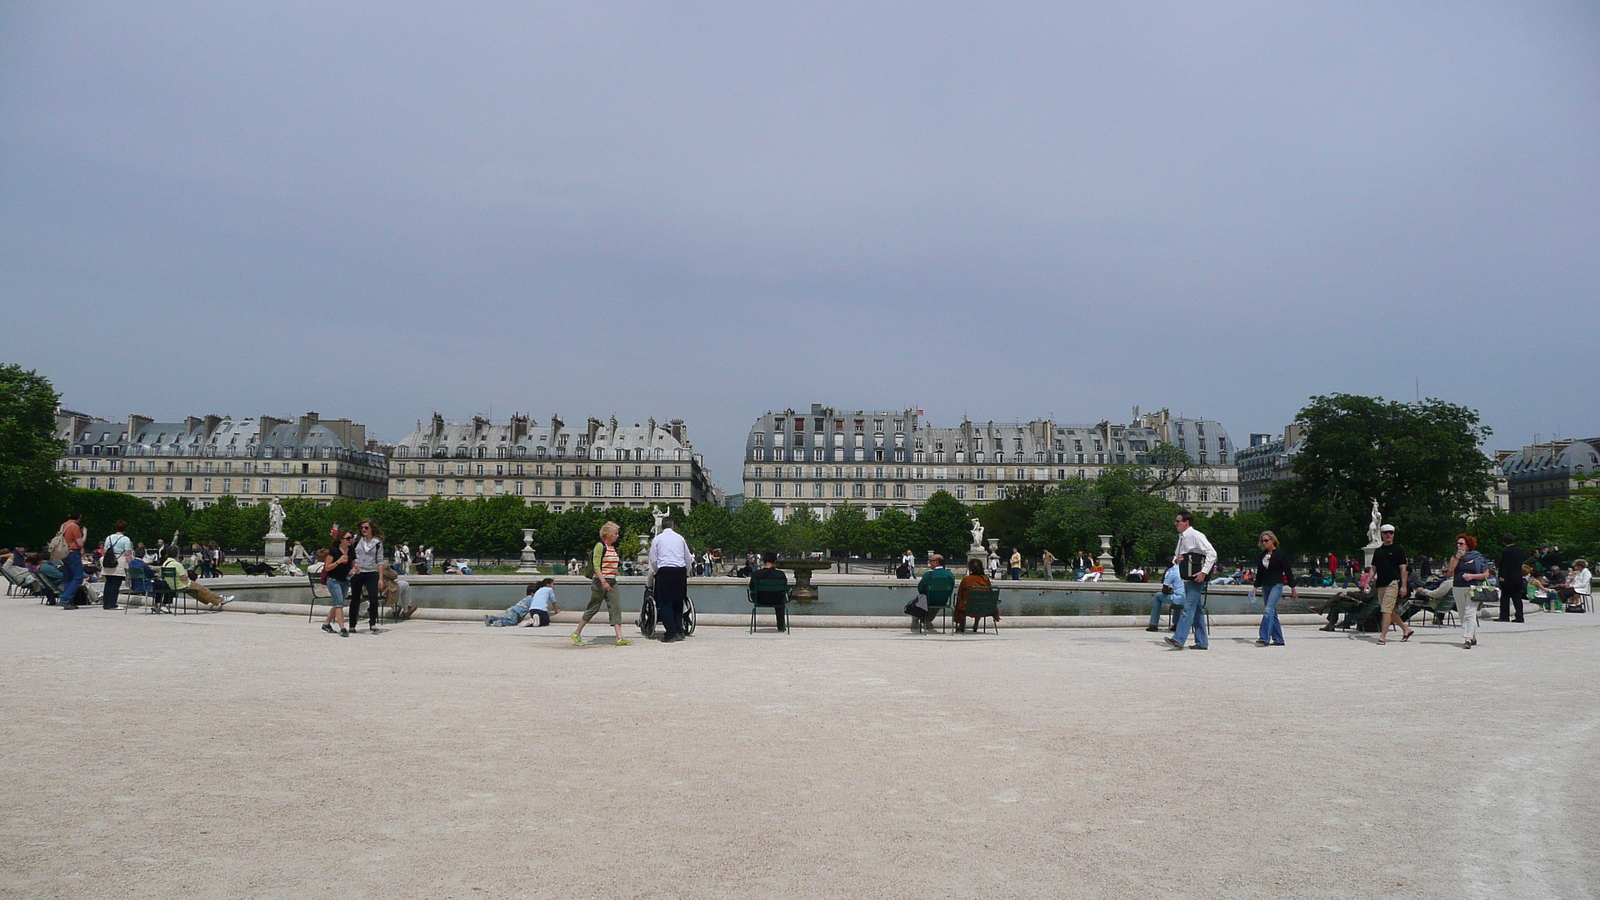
[681,502,737,554]
[974,484,1051,561]
[1267,394,1493,555]
[866,507,916,560]
[778,505,821,556]
[1194,510,1272,568]
[1028,479,1100,561]
[822,504,869,572]
[0,364,69,546]
[916,490,971,559]
[734,500,779,555]
[1028,469,1181,574]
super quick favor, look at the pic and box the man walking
[57,512,87,610]
[1371,523,1414,644]
[1164,512,1216,650]
[1496,534,1526,623]
[649,517,693,642]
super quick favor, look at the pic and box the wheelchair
[636,584,697,638]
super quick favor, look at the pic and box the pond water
[234,577,1326,618]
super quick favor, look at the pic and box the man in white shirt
[1165,512,1218,650]
[649,518,693,643]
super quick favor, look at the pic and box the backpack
[102,536,121,572]
[47,528,69,562]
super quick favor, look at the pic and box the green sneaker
[570,633,583,646]
[615,638,632,646]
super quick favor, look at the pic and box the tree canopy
[1267,394,1493,555]
[0,365,69,546]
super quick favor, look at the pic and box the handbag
[1178,551,1206,582]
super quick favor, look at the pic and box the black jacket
[1498,545,1525,589]
[1259,549,1295,589]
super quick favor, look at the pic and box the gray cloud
[4,2,1598,482]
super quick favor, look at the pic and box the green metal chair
[963,588,1001,634]
[924,586,954,634]
[748,583,792,633]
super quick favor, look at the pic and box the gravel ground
[3,602,1596,900]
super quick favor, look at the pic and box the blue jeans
[490,605,548,627]
[1173,581,1208,647]
[1258,583,1284,644]
[1150,591,1182,628]
[61,550,85,605]
[327,578,349,611]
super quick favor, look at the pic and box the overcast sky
[3,2,1597,486]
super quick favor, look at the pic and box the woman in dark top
[320,533,354,637]
[1254,531,1298,646]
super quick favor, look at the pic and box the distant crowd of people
[12,510,1590,653]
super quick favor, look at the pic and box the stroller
[636,584,697,638]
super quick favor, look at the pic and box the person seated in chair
[381,563,418,620]
[1555,559,1590,612]
[749,552,790,632]
[911,554,956,634]
[1314,587,1382,632]
[953,557,995,633]
[158,548,233,608]
[24,554,63,602]
[485,578,558,627]
[1147,563,1184,633]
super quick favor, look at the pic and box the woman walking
[571,521,631,646]
[1442,534,1492,648]
[321,538,352,637]
[1253,531,1297,646]
[101,520,132,610]
[348,519,385,633]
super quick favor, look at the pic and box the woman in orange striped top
[572,521,631,646]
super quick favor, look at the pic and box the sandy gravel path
[3,603,1595,900]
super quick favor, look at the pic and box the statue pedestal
[517,528,541,574]
[1363,542,1381,570]
[264,533,287,561]
[968,545,989,568]
[1096,534,1120,581]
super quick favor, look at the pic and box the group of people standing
[312,519,403,637]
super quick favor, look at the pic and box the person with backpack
[100,520,132,610]
[54,512,87,610]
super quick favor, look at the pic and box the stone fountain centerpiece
[777,558,833,604]
[516,528,541,574]
[1362,499,1384,569]
[967,518,990,567]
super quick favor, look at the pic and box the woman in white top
[1556,560,1591,612]
[100,520,133,610]
[348,519,385,633]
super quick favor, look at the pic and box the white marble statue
[1366,500,1383,546]
[652,505,668,537]
[970,518,985,548]
[268,498,286,536]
